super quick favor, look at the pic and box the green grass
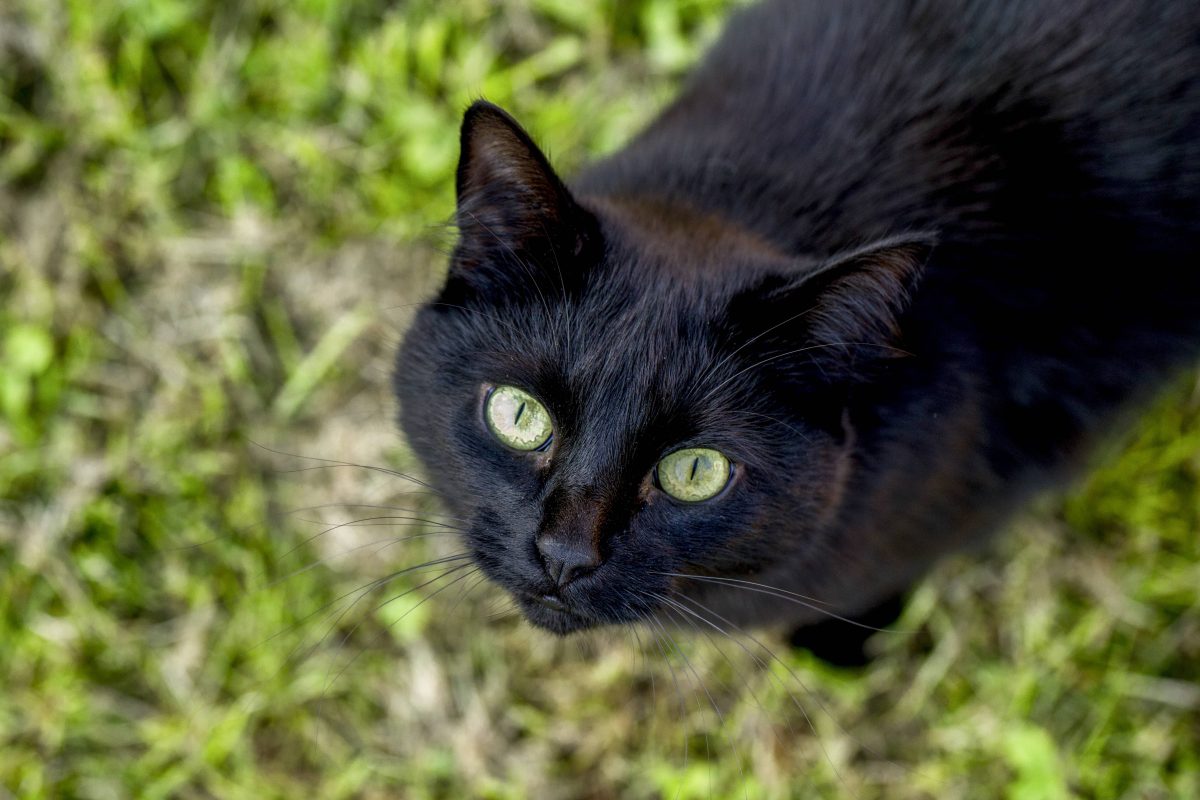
[1,0,1197,797]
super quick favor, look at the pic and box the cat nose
[536,535,602,588]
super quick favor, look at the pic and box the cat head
[395,101,931,634]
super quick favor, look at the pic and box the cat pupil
[514,402,526,426]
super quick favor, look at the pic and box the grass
[1,0,1197,797]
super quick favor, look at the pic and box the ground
[1,0,1197,797]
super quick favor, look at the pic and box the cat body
[396,0,1200,639]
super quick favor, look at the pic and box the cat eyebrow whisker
[424,301,539,347]
[730,410,814,444]
[536,217,574,359]
[697,341,913,404]
[694,301,821,389]
[463,210,562,351]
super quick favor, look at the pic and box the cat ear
[452,101,597,280]
[732,234,934,376]
[790,233,933,350]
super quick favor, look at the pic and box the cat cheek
[811,445,854,529]
[813,411,858,527]
[532,450,555,472]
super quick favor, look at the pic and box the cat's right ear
[450,101,599,289]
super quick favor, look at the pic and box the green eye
[656,447,732,502]
[485,385,554,451]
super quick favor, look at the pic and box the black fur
[395,0,1200,642]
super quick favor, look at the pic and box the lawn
[1,0,1197,797]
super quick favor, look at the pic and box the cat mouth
[515,591,598,635]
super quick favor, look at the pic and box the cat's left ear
[731,233,935,375]
[791,233,933,348]
[452,101,598,279]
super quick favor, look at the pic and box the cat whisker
[731,410,814,444]
[462,210,560,348]
[652,593,763,799]
[252,557,476,698]
[627,621,658,732]
[167,500,452,555]
[537,218,574,358]
[379,297,538,343]
[378,299,436,315]
[694,301,822,389]
[643,615,694,793]
[448,570,491,617]
[324,565,480,692]
[423,301,540,347]
[254,553,473,653]
[272,514,463,571]
[292,518,460,530]
[625,618,704,800]
[653,600,728,724]
[265,531,458,589]
[281,500,453,520]
[655,608,721,797]
[666,590,891,799]
[654,571,904,633]
[485,598,519,623]
[653,591,862,800]
[248,441,439,493]
[656,570,836,607]
[325,561,475,655]
[698,341,914,404]
[270,461,436,486]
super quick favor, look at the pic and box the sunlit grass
[1,0,1196,797]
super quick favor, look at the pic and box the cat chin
[514,593,601,635]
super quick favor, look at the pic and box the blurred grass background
[1,0,1197,797]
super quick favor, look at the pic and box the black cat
[395,0,1200,663]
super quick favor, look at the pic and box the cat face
[395,102,929,634]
